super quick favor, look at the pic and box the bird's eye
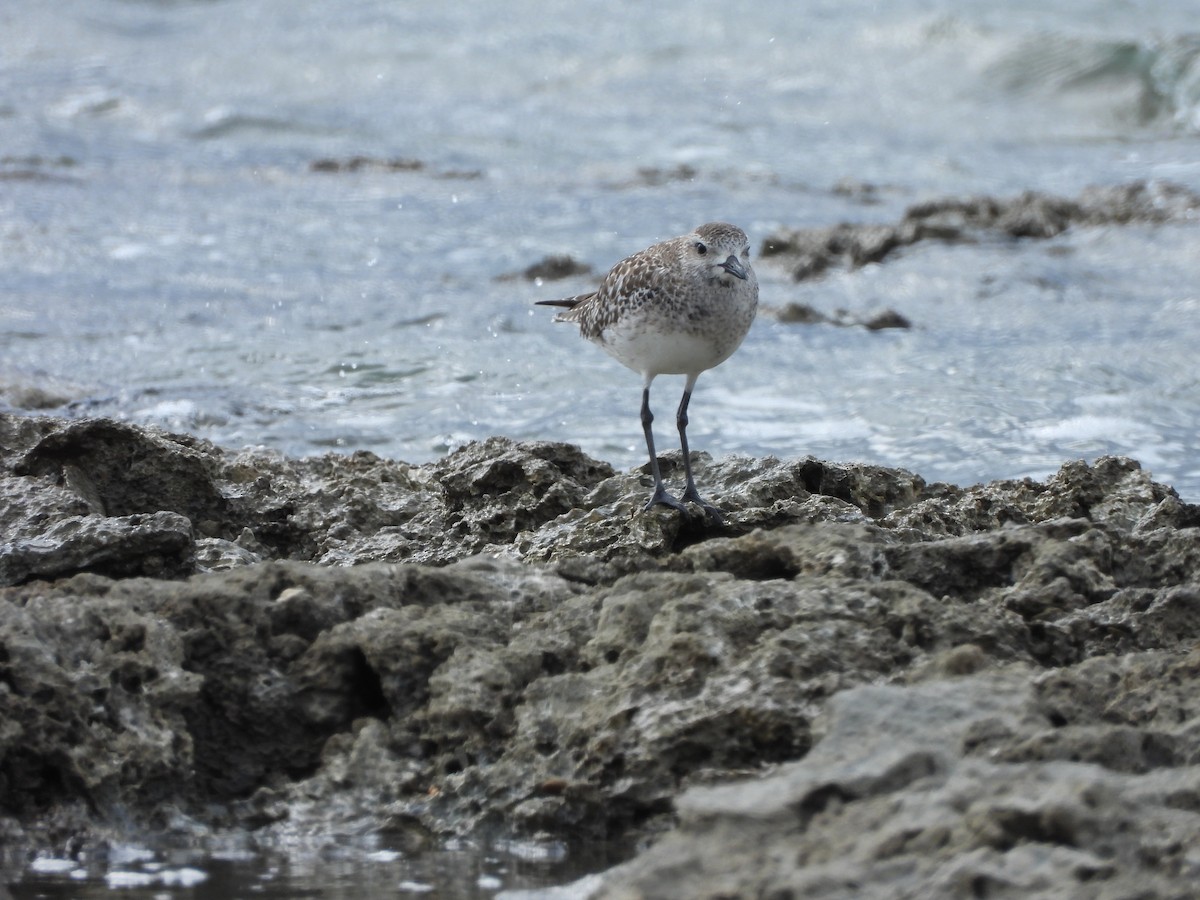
[695,242,707,255]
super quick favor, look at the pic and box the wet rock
[0,570,205,841]
[0,381,72,411]
[428,437,618,561]
[761,179,1200,280]
[0,511,195,585]
[0,156,81,185]
[862,308,912,330]
[2,411,1200,899]
[585,660,1200,899]
[761,222,904,279]
[768,300,827,324]
[14,418,229,523]
[497,255,593,282]
[765,302,912,330]
[308,156,481,179]
[614,164,698,188]
[831,177,886,204]
[310,156,424,173]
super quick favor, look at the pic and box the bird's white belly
[598,322,736,377]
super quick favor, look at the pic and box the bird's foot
[644,485,691,517]
[681,486,725,525]
[644,485,725,524]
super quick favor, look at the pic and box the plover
[537,222,759,521]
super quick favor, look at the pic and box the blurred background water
[3,1,1200,894]
[3,0,1200,503]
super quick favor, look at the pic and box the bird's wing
[578,248,671,337]
[536,240,673,336]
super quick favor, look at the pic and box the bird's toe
[681,488,725,525]
[644,486,690,516]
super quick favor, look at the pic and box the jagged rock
[0,511,195,585]
[762,302,911,330]
[14,418,229,522]
[310,156,424,173]
[2,411,1200,898]
[582,659,1200,899]
[761,179,1200,281]
[497,255,594,282]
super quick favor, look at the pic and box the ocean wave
[986,32,1200,132]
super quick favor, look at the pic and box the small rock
[498,255,593,282]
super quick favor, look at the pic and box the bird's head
[679,222,755,286]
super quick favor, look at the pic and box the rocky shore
[758,180,1200,281]
[2,412,1199,897]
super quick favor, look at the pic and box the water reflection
[9,833,635,899]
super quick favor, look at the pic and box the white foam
[105,870,158,888]
[28,857,77,874]
[160,867,209,887]
[365,849,403,863]
[102,866,209,889]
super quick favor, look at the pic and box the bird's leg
[641,385,688,515]
[676,381,724,523]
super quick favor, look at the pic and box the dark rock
[2,411,1200,898]
[761,179,1200,280]
[905,190,1084,238]
[764,302,912,330]
[309,156,424,173]
[586,662,1200,899]
[14,418,228,522]
[831,178,885,203]
[0,382,71,411]
[498,255,593,282]
[769,301,828,324]
[862,308,911,330]
[0,511,195,585]
[629,164,698,187]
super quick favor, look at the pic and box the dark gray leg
[641,386,688,514]
[676,386,724,523]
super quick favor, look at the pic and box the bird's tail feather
[535,295,587,309]
[535,293,595,323]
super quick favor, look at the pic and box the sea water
[4,0,1200,497]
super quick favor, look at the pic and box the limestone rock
[2,411,1199,898]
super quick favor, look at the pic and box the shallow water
[4,1,1200,499]
[6,834,625,899]
[2,0,1200,892]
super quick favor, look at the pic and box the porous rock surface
[2,412,1200,898]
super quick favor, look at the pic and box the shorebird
[537,222,758,522]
